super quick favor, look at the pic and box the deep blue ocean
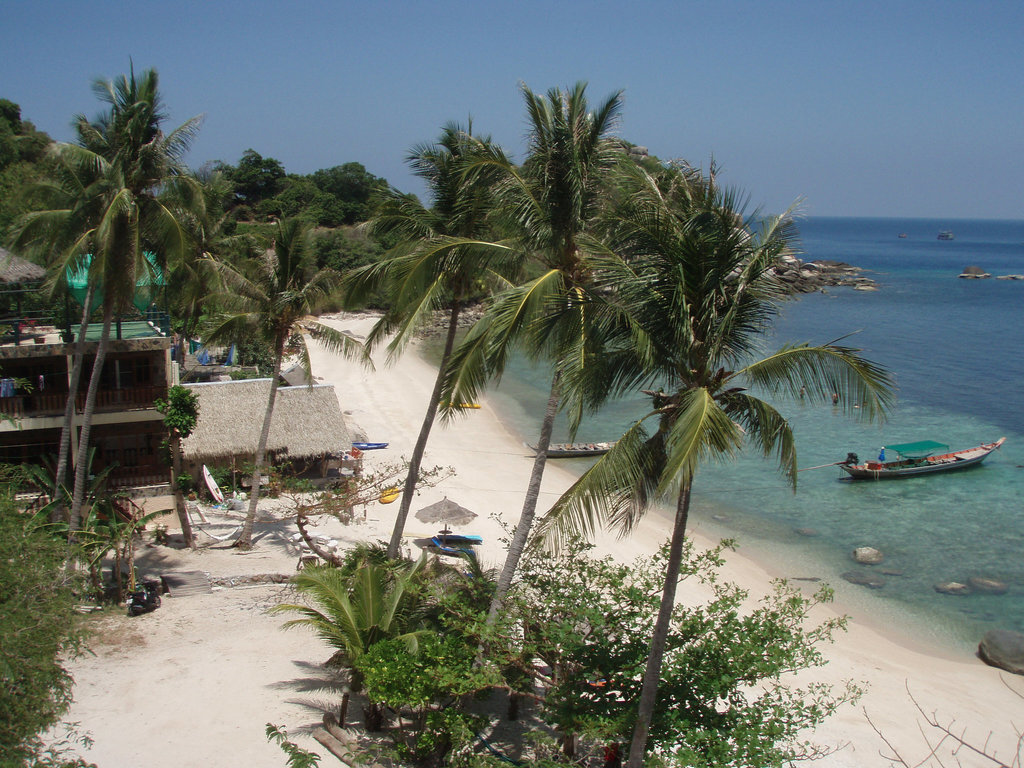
[488,217,1024,651]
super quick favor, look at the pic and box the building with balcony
[0,323,176,489]
[0,247,175,490]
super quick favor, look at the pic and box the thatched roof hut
[181,380,351,464]
[0,247,45,284]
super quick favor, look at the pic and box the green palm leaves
[539,168,895,554]
[344,124,514,557]
[204,218,363,548]
[271,556,432,689]
[515,162,895,768]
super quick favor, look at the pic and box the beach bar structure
[180,379,351,484]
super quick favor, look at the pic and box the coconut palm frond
[658,388,744,496]
[720,391,799,488]
[737,342,895,422]
[534,417,661,552]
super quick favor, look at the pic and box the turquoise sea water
[486,217,1024,651]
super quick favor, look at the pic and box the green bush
[0,488,88,765]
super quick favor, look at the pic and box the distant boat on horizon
[898,232,907,238]
[937,230,955,240]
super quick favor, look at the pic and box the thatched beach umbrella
[0,247,45,285]
[415,497,477,532]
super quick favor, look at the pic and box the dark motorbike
[126,579,162,616]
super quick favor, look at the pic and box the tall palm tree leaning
[204,218,364,550]
[345,122,514,559]
[12,67,201,536]
[534,163,896,767]
[441,82,628,620]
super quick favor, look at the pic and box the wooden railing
[0,386,167,420]
[75,385,167,413]
[0,392,67,419]
[108,466,169,490]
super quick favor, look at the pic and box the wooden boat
[202,464,225,504]
[435,531,483,545]
[531,441,616,458]
[839,438,1005,480]
[353,442,389,451]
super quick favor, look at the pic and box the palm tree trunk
[626,481,693,768]
[68,304,114,541]
[52,282,95,510]
[487,375,561,621]
[386,302,461,558]
[236,335,286,549]
[170,432,195,548]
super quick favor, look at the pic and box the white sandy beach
[62,312,1023,768]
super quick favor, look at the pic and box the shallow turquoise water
[485,217,1024,649]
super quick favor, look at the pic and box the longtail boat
[839,438,1005,480]
[530,441,616,458]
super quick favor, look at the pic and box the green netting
[884,440,949,458]
[65,252,165,314]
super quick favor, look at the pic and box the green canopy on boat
[884,440,949,458]
[65,252,165,314]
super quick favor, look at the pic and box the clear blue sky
[3,0,1022,219]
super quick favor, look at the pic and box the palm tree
[534,165,895,767]
[271,554,435,730]
[11,67,201,536]
[440,82,628,618]
[204,217,363,549]
[164,168,231,346]
[345,123,514,558]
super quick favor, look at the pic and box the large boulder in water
[979,629,1024,675]
[968,577,1008,595]
[959,265,991,279]
[852,546,884,564]
[842,570,886,589]
[935,581,971,595]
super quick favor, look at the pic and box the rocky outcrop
[774,257,878,294]
[935,581,971,595]
[959,265,991,279]
[852,546,884,565]
[978,629,1024,675]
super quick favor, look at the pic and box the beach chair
[430,536,477,559]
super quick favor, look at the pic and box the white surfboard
[202,464,225,504]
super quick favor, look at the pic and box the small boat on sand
[839,438,1005,480]
[353,442,389,451]
[531,441,616,458]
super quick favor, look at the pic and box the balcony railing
[108,466,169,490]
[0,385,167,420]
[75,385,167,413]
[0,392,69,419]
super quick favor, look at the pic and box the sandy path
[60,312,1024,768]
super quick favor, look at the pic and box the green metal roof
[884,440,949,458]
[73,320,166,341]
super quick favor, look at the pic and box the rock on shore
[774,256,878,294]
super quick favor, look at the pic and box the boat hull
[839,438,1005,480]
[530,441,615,458]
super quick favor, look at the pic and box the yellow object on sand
[379,487,400,504]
